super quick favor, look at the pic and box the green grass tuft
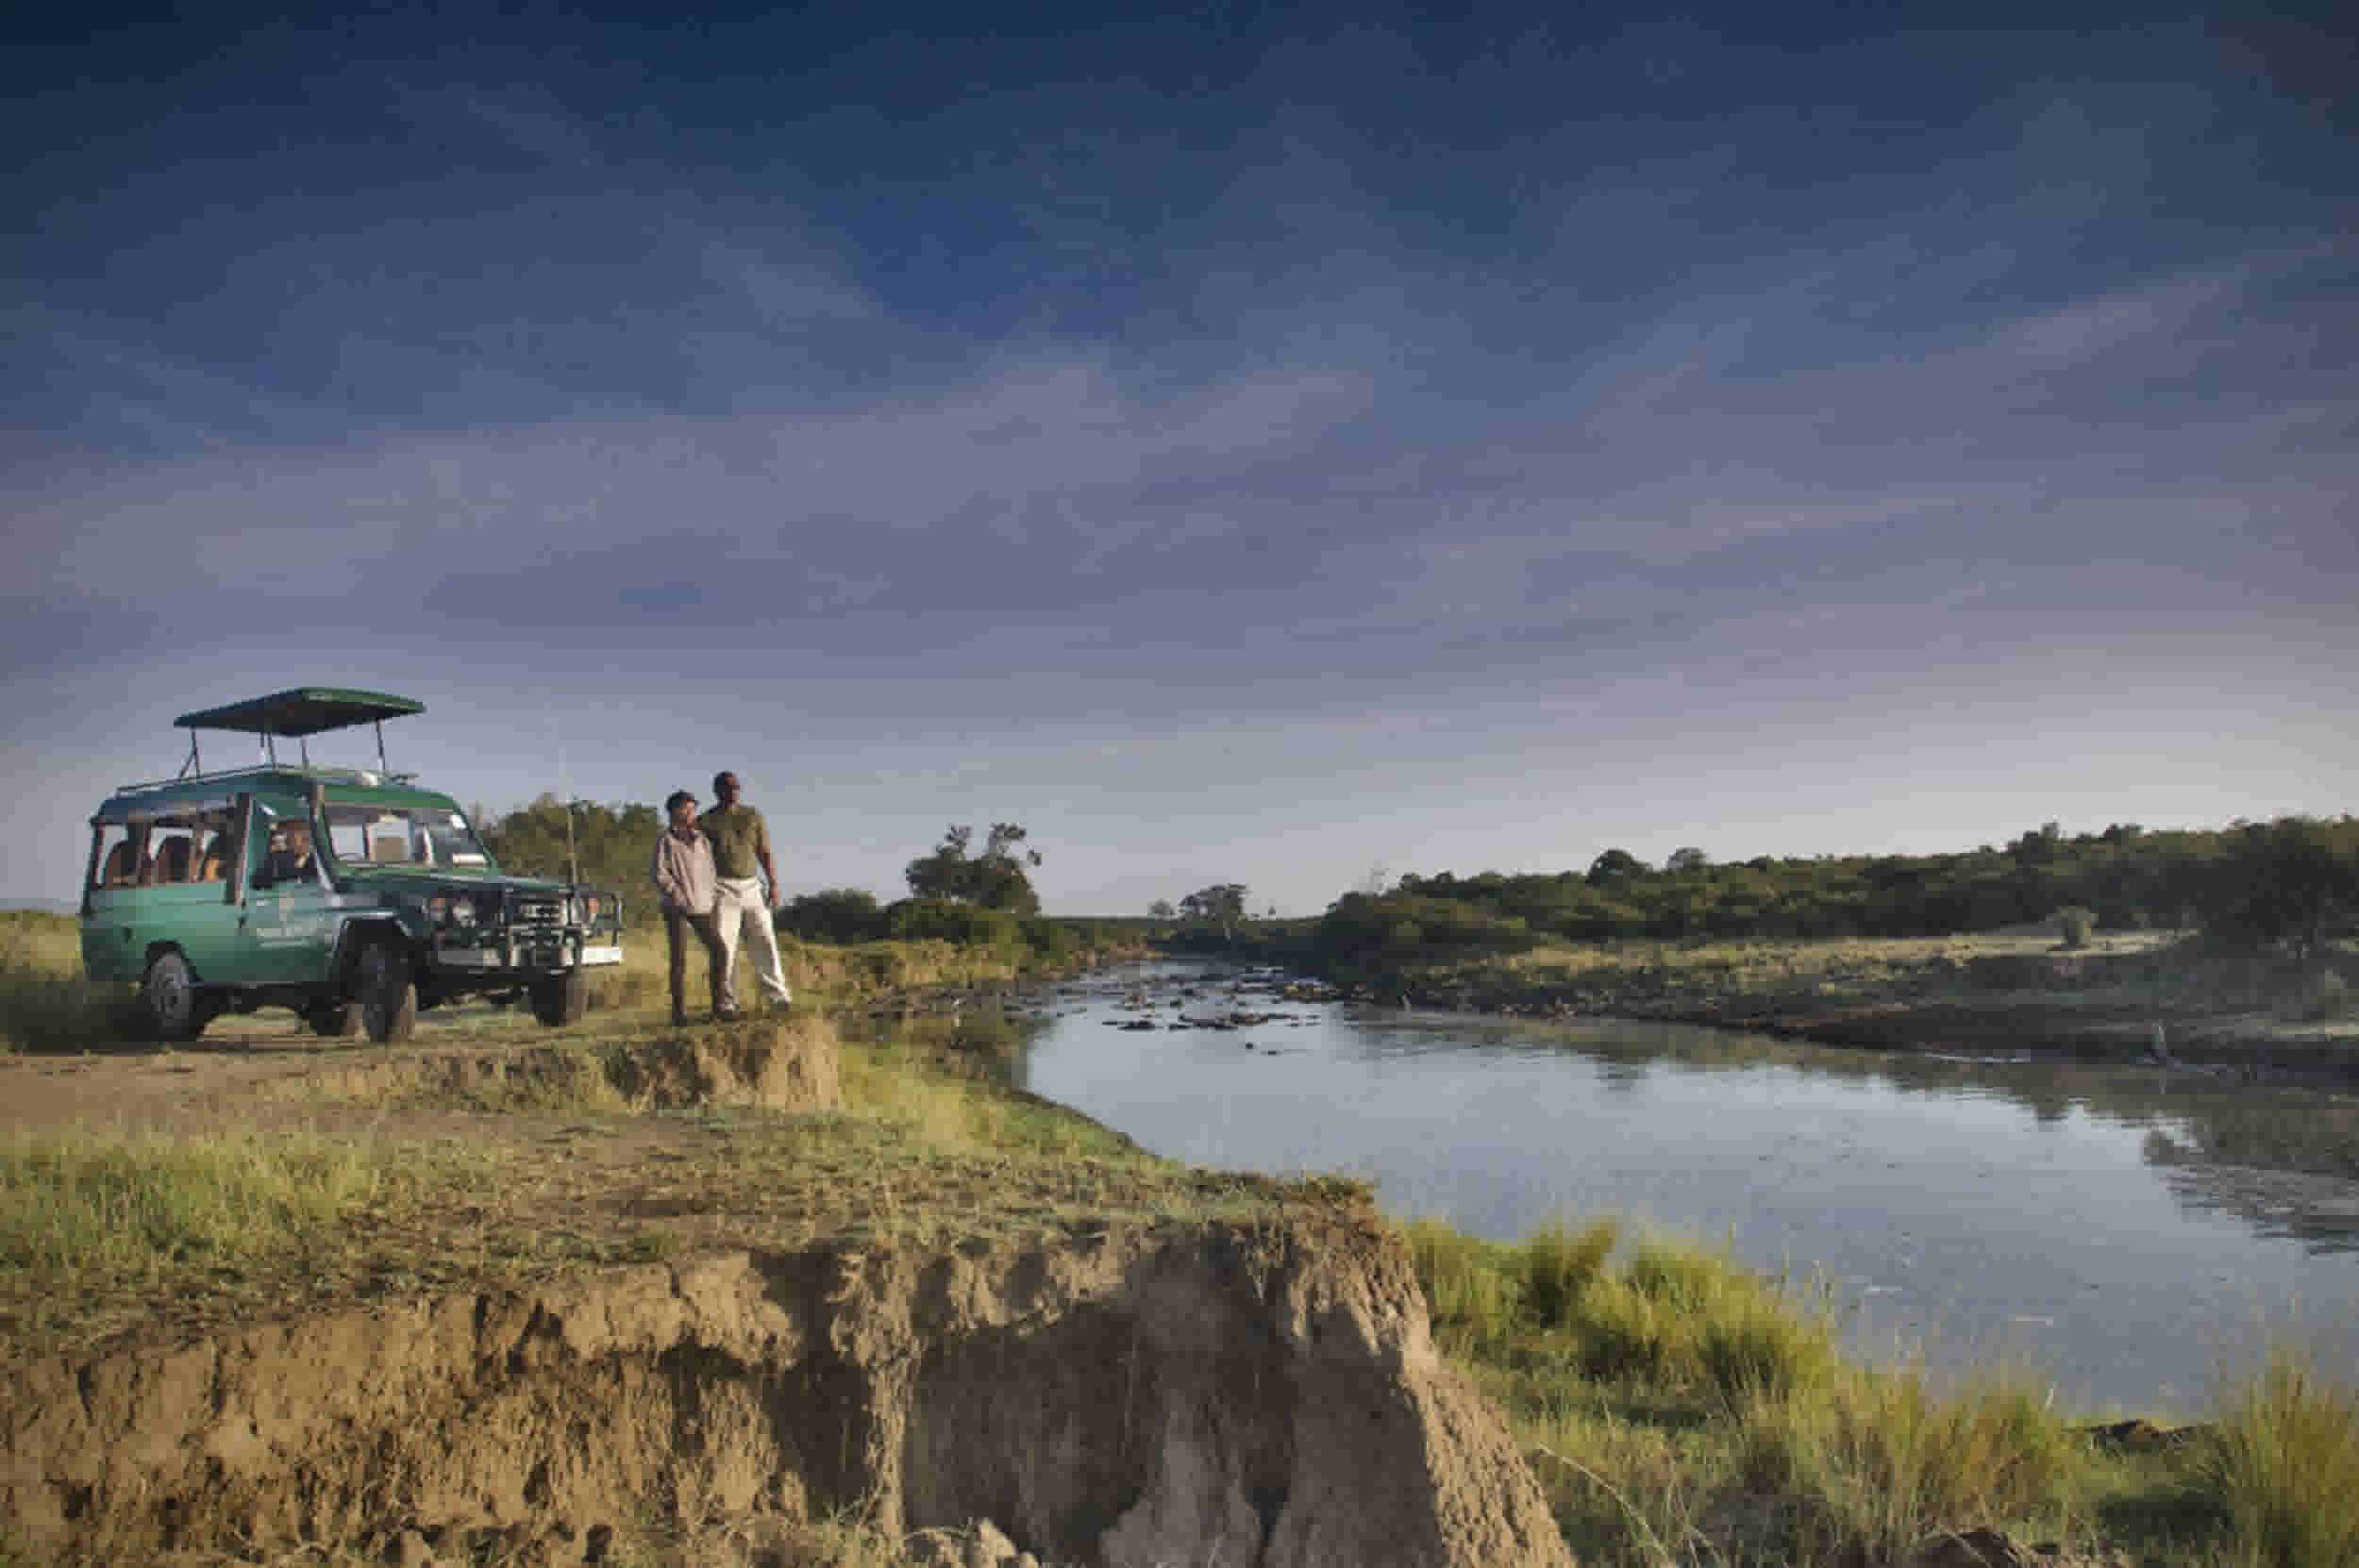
[2199,1345,2359,1568]
[1397,1217,2359,1566]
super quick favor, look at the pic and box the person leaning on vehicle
[650,789,727,1026]
[699,769,793,1019]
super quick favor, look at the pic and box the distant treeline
[1312,816,2359,972]
[475,798,2358,976]
[477,796,1130,971]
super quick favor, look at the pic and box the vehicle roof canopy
[175,688,424,737]
[96,769,461,821]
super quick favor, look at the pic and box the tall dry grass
[1733,1357,2077,1562]
[2197,1345,2359,1567]
[1401,1216,2359,1566]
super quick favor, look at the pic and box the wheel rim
[360,944,395,1025]
[151,960,191,1031]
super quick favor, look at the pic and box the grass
[2198,1344,2359,1567]
[0,1001,1302,1363]
[0,906,1065,1055]
[1393,926,2359,1016]
[588,917,1132,1017]
[1404,1215,2359,1566]
[0,1121,510,1354]
[1421,927,2183,1004]
[9,915,2358,1564]
[0,911,132,1053]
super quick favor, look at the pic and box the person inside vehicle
[258,820,318,887]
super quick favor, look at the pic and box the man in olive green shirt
[699,770,792,1018]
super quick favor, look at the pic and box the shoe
[670,1011,690,1027]
[714,1008,742,1023]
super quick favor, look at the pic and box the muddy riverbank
[1328,934,2359,1087]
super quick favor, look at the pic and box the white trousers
[712,876,792,1009]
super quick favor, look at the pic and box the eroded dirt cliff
[3,1216,1569,1567]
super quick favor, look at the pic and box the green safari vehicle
[80,688,624,1043]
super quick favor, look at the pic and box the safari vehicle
[80,688,623,1043]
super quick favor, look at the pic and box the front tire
[141,951,206,1042]
[357,934,417,1044]
[530,970,588,1027]
[307,999,361,1038]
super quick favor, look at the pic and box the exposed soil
[0,1017,1567,1567]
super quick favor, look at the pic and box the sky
[6,2,2354,914]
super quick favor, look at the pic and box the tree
[1147,899,1177,921]
[2206,817,2358,959]
[2010,822,2064,865]
[1180,883,1249,942]
[1587,848,1648,886]
[904,823,1044,915]
[1666,846,1711,875]
[479,796,661,897]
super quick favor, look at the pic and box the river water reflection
[1009,962,2359,1415]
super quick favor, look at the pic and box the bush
[2054,906,2097,949]
[883,898,1023,959]
[1019,917,1077,972]
[780,888,888,946]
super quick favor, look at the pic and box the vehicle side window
[251,812,320,890]
[92,824,142,889]
[113,807,237,886]
[195,808,235,882]
[147,819,197,885]
[325,810,421,865]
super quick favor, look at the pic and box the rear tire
[530,969,588,1027]
[357,934,417,1044]
[141,951,205,1042]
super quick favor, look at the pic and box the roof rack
[171,688,424,777]
[111,764,401,799]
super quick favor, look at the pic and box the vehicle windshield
[321,800,491,870]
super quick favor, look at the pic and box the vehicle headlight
[426,895,449,924]
[451,897,477,927]
[583,894,601,921]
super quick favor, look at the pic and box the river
[1004,960,2359,1415]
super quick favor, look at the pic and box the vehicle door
[234,795,339,984]
[134,796,245,985]
[80,819,146,983]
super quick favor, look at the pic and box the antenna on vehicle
[555,713,579,887]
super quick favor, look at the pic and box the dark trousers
[664,908,727,1020]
